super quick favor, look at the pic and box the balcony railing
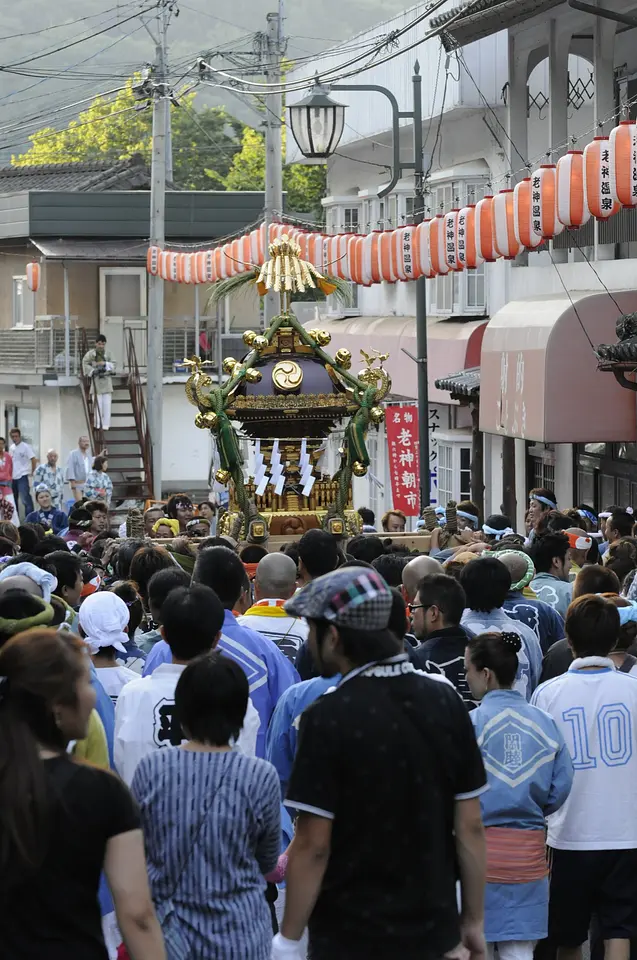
[0,318,250,377]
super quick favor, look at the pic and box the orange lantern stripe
[610,120,637,208]
[513,179,542,250]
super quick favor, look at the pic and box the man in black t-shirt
[271,566,488,960]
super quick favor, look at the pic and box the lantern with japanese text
[475,194,497,262]
[456,205,483,269]
[555,150,590,227]
[584,136,621,220]
[348,235,364,285]
[492,189,522,260]
[443,210,463,271]
[531,165,564,239]
[394,225,416,280]
[609,120,637,208]
[429,214,449,275]
[513,178,542,250]
[146,246,160,277]
[250,227,264,266]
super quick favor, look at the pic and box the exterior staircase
[80,328,153,501]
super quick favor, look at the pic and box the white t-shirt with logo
[9,441,34,480]
[114,662,260,785]
[532,657,637,850]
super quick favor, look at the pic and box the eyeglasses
[408,602,429,613]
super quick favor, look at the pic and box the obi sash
[486,826,548,883]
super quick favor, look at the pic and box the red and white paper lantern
[429,215,449,275]
[475,195,497,262]
[456,205,483,269]
[513,178,542,250]
[584,137,621,220]
[414,219,436,278]
[530,165,564,239]
[492,189,522,260]
[609,120,637,208]
[555,150,590,227]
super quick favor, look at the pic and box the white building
[288,0,637,528]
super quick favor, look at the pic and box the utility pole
[263,4,284,325]
[147,1,170,501]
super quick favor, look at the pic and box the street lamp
[287,64,432,510]
[288,85,346,159]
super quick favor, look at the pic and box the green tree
[212,126,326,220]
[12,79,243,191]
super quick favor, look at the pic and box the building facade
[288,0,637,527]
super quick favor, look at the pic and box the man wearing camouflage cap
[272,566,488,960]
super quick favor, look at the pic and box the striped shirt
[131,748,280,959]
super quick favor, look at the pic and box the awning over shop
[316,316,487,402]
[480,292,637,443]
[30,238,147,261]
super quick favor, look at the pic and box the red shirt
[0,453,12,485]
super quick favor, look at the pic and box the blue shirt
[265,675,339,797]
[503,590,565,655]
[461,607,543,700]
[142,609,299,758]
[90,664,115,767]
[25,507,68,535]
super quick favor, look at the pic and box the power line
[0,2,146,42]
[0,4,157,71]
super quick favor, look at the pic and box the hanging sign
[386,404,420,516]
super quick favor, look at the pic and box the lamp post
[288,65,431,510]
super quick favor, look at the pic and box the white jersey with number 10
[532,657,637,851]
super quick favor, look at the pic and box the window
[12,276,35,328]
[437,443,453,506]
[428,176,490,314]
[344,206,360,232]
[99,267,147,319]
[460,447,471,501]
[466,263,485,309]
[405,196,415,224]
[532,458,555,491]
[378,200,385,229]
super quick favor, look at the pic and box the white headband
[482,524,514,540]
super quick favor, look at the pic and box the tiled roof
[435,366,480,398]
[0,154,155,193]
[432,0,564,51]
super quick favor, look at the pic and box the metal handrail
[125,327,153,497]
[78,328,104,455]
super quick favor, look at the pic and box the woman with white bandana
[79,592,138,703]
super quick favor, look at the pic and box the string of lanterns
[21,120,637,294]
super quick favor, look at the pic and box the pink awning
[480,292,637,442]
[315,316,487,402]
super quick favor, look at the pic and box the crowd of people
[2,483,637,960]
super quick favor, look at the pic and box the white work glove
[271,932,305,960]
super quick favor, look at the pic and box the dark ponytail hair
[466,631,521,688]
[0,629,86,881]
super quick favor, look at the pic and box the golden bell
[370,406,385,424]
[315,330,331,347]
[245,367,262,383]
[352,461,368,477]
[215,468,231,485]
[222,357,238,374]
[253,335,268,352]
[195,411,218,431]
[335,348,352,369]
[243,330,257,346]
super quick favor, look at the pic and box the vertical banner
[386,404,420,516]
